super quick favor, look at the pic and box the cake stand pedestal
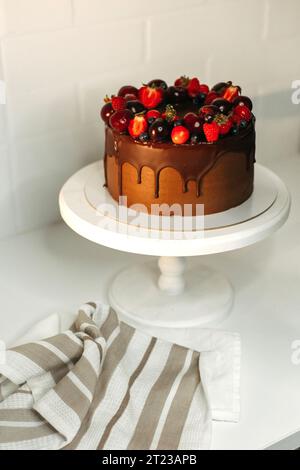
[59,162,290,328]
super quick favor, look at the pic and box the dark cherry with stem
[101,102,114,125]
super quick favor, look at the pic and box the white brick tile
[0,144,15,238]
[3,0,72,33]
[10,130,82,232]
[266,0,300,40]
[73,0,202,26]
[2,19,145,94]
[7,84,79,139]
[149,1,265,76]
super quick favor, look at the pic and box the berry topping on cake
[199,84,209,94]
[111,96,126,111]
[162,104,177,123]
[232,95,253,111]
[200,105,219,123]
[101,102,114,125]
[101,76,254,143]
[126,100,145,114]
[233,104,252,121]
[183,113,202,134]
[187,78,201,98]
[128,115,148,139]
[171,126,190,144]
[203,121,220,143]
[148,79,168,90]
[146,109,161,121]
[214,114,233,135]
[149,119,170,143]
[211,98,233,115]
[204,91,219,104]
[118,86,139,98]
[222,84,241,102]
[167,86,188,104]
[138,84,164,109]
[174,76,190,88]
[109,109,133,133]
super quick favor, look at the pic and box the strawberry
[187,77,201,97]
[204,91,219,104]
[138,85,164,109]
[174,75,190,87]
[234,104,252,121]
[128,115,148,139]
[203,121,220,142]
[146,109,161,120]
[222,85,241,102]
[214,114,233,135]
[111,95,126,111]
[161,104,177,122]
[199,84,209,94]
[171,126,190,144]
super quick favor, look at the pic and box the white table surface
[0,155,299,450]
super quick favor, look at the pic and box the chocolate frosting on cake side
[104,120,255,198]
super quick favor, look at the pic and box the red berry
[232,95,253,111]
[215,115,233,135]
[199,84,209,94]
[101,102,114,124]
[109,109,133,133]
[128,115,148,139]
[203,122,220,143]
[205,91,219,104]
[187,77,201,98]
[174,76,190,87]
[183,112,202,134]
[138,85,164,109]
[222,85,241,102]
[118,86,139,98]
[111,96,126,111]
[171,126,190,144]
[234,105,252,121]
[146,109,161,120]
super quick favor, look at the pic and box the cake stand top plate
[59,162,290,257]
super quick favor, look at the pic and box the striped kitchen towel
[0,303,240,450]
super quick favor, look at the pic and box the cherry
[211,81,232,94]
[171,125,190,145]
[126,100,145,114]
[109,109,133,133]
[149,119,170,143]
[118,85,139,98]
[167,86,188,104]
[183,113,203,134]
[232,95,253,111]
[148,79,168,90]
[200,105,219,123]
[101,102,114,125]
[211,98,233,115]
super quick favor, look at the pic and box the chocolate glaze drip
[105,120,256,199]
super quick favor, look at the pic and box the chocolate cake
[100,77,256,215]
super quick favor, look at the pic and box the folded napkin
[0,303,240,450]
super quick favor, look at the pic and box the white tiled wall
[0,0,299,238]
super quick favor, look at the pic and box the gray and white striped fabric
[0,303,240,450]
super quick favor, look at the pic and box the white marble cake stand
[59,162,290,328]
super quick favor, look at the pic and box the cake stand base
[109,257,233,328]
